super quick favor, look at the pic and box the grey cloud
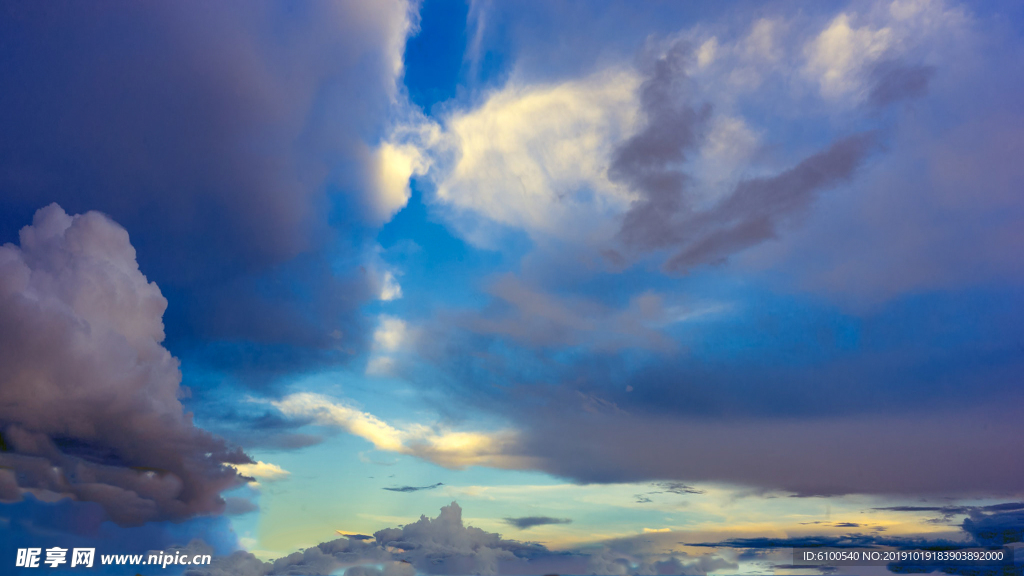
[344,563,416,576]
[0,1,409,351]
[458,274,677,353]
[0,204,249,525]
[655,481,704,495]
[185,550,272,576]
[188,501,734,576]
[502,516,572,530]
[877,502,1024,546]
[868,60,935,108]
[608,41,877,273]
[517,404,1024,496]
[382,482,444,493]
[609,41,711,251]
[691,502,1024,574]
[691,534,961,550]
[223,497,259,516]
[963,508,1024,546]
[661,132,877,272]
[634,482,705,504]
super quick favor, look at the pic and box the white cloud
[379,271,402,301]
[370,142,430,221]
[372,315,408,352]
[696,37,718,68]
[230,461,290,482]
[270,393,529,470]
[425,68,642,246]
[803,0,967,102]
[805,13,893,99]
[367,315,411,376]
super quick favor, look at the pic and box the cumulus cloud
[188,502,733,576]
[269,393,530,470]
[0,204,248,525]
[410,67,642,247]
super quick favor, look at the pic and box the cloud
[609,41,712,252]
[515,402,1024,496]
[502,516,572,530]
[383,483,444,493]
[0,204,249,525]
[230,461,290,483]
[269,393,530,470]
[805,13,894,99]
[458,275,701,352]
[188,502,734,576]
[867,59,935,107]
[371,142,432,222]
[606,38,878,272]
[373,316,411,352]
[0,0,417,354]
[876,502,1024,546]
[416,66,641,247]
[660,131,878,272]
[803,1,966,104]
[379,271,403,301]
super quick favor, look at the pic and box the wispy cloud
[383,483,444,493]
[503,516,572,530]
[269,393,532,470]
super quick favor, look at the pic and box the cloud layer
[187,501,733,576]
[0,204,248,525]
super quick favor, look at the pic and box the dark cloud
[877,502,1024,547]
[609,40,711,251]
[383,482,444,493]
[875,503,1024,527]
[691,533,963,550]
[868,60,935,108]
[964,508,1024,547]
[0,0,409,358]
[655,482,704,495]
[197,404,327,452]
[691,500,1024,575]
[513,402,1024,495]
[223,497,259,516]
[0,205,249,525]
[660,132,877,272]
[502,516,572,530]
[608,41,877,273]
[633,482,705,504]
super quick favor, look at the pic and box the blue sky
[0,1,1023,575]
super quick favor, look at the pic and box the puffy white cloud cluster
[0,204,249,525]
[186,502,734,576]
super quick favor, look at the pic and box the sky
[0,0,1023,575]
